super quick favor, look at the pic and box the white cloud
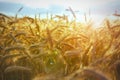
[0,0,119,16]
[0,0,117,10]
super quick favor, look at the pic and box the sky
[0,0,120,26]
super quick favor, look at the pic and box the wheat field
[0,12,120,80]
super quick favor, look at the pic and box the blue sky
[0,0,120,26]
[0,2,65,16]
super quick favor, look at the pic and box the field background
[0,0,120,80]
